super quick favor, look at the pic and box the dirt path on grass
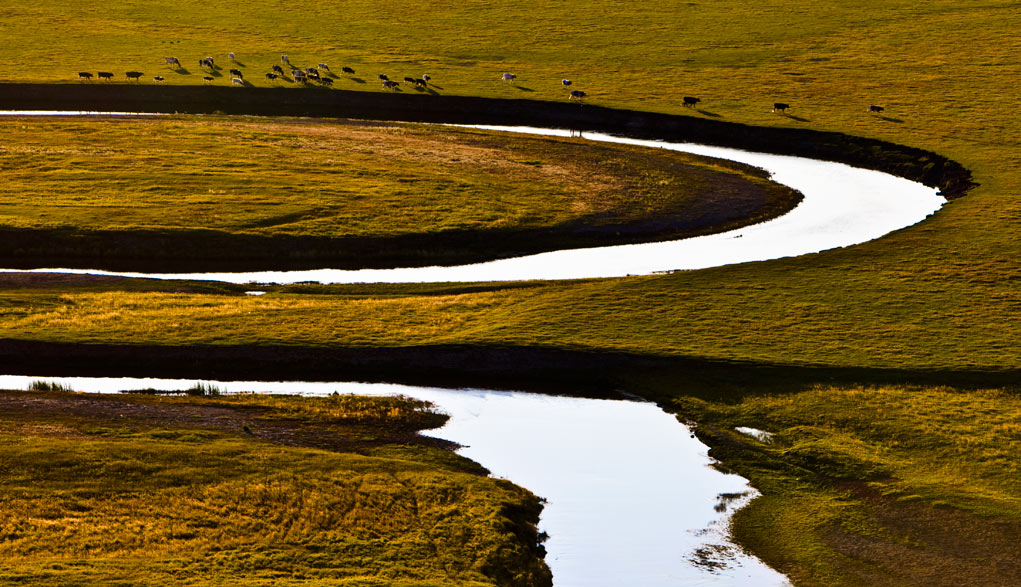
[0,390,457,454]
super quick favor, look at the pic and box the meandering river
[1,116,950,585]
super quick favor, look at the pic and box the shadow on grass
[787,114,810,122]
[172,67,192,75]
[880,116,905,123]
[697,109,722,118]
[349,77,366,84]
[514,85,536,92]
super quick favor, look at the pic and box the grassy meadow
[0,0,1020,585]
[0,116,797,268]
[677,384,1021,586]
[0,388,551,586]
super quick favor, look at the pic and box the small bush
[28,380,75,393]
[185,382,223,397]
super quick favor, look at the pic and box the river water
[0,116,947,585]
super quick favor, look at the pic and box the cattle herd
[73,54,887,113]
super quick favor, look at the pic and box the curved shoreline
[0,115,803,273]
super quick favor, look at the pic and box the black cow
[153,76,165,83]
[320,77,333,86]
[382,80,400,90]
[306,67,318,75]
[229,68,243,79]
[378,73,389,81]
[203,76,214,84]
[683,96,701,107]
[422,73,431,82]
[265,72,278,80]
[342,66,355,75]
[78,72,93,81]
[97,71,114,80]
[272,64,284,75]
[403,76,416,84]
[773,102,790,113]
[562,79,572,87]
[569,90,587,100]
[868,104,885,113]
[126,71,144,81]
[414,78,427,87]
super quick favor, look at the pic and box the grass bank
[0,115,799,271]
[0,387,551,586]
[674,384,1021,587]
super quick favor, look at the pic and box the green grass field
[1,1,1020,585]
[0,388,550,586]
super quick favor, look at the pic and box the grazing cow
[403,76,416,84]
[78,72,93,81]
[265,72,278,80]
[382,80,400,90]
[562,79,572,87]
[229,68,243,79]
[422,73,431,82]
[502,72,516,82]
[683,96,701,108]
[378,73,389,81]
[232,77,244,86]
[293,70,308,83]
[569,90,587,100]
[318,63,330,71]
[228,52,236,61]
[203,75,214,84]
[200,58,214,69]
[320,77,333,86]
[164,56,180,67]
[868,104,885,113]
[307,71,320,81]
[414,78,427,87]
[126,71,144,81]
[153,75,165,83]
[272,64,285,75]
[97,71,114,80]
[342,66,355,75]
[281,55,290,64]
[773,102,790,113]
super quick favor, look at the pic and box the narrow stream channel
[0,375,789,586]
[0,120,944,283]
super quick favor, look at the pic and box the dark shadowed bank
[0,339,1015,400]
[0,83,973,199]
